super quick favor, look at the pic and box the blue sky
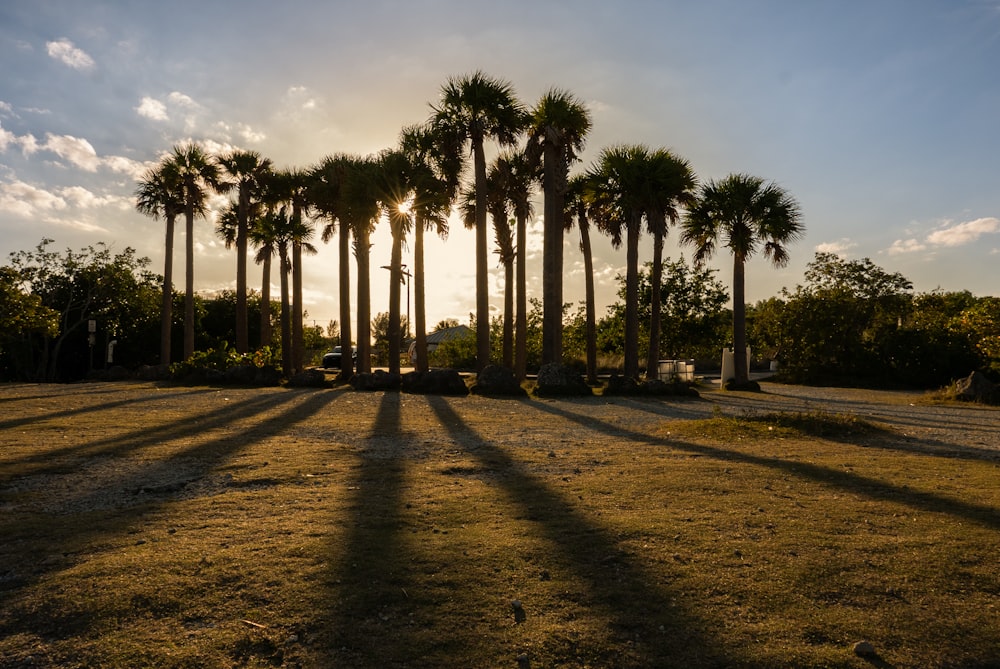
[2,0,999,334]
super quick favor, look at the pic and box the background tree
[527,88,592,365]
[432,71,526,371]
[682,173,803,388]
[6,240,160,381]
[135,159,184,365]
[488,157,516,368]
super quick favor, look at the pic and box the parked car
[321,346,357,369]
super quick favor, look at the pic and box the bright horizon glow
[1,1,999,344]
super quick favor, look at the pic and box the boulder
[350,370,402,391]
[401,369,469,395]
[287,368,330,388]
[137,364,170,381]
[225,364,259,385]
[254,365,283,386]
[470,365,526,397]
[954,371,999,404]
[534,363,592,397]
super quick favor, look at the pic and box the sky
[2,0,1000,339]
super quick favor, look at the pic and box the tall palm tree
[501,150,537,380]
[527,88,592,365]
[309,154,355,379]
[168,143,219,360]
[342,155,382,374]
[586,144,652,379]
[245,204,275,348]
[254,206,295,375]
[431,71,526,371]
[135,158,184,366]
[642,149,698,378]
[681,173,803,387]
[400,124,455,372]
[215,150,273,354]
[566,173,598,384]
[487,158,515,368]
[373,149,414,376]
[265,168,315,372]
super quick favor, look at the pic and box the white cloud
[815,238,857,257]
[887,238,926,255]
[0,101,12,116]
[0,124,14,153]
[0,180,67,218]
[238,123,266,143]
[926,217,1000,247]
[136,96,168,121]
[46,38,95,71]
[42,133,101,171]
[58,186,131,211]
[168,91,199,109]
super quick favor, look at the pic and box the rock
[401,369,469,395]
[723,378,761,392]
[470,365,525,397]
[517,652,531,668]
[287,369,330,388]
[225,364,258,385]
[511,599,526,624]
[350,370,401,391]
[852,640,876,658]
[254,365,282,386]
[137,364,170,381]
[954,371,999,404]
[534,363,592,397]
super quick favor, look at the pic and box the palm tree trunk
[624,210,641,379]
[338,224,353,379]
[388,219,403,376]
[541,144,564,366]
[503,258,514,368]
[184,204,195,360]
[473,136,490,371]
[414,216,429,372]
[160,214,175,365]
[579,214,597,384]
[292,238,304,373]
[279,245,291,376]
[260,254,272,347]
[732,253,749,384]
[645,229,665,378]
[235,187,249,354]
[356,228,372,374]
[514,210,528,380]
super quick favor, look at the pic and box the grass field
[1,381,998,668]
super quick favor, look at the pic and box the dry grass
[1,382,999,668]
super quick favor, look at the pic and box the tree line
[11,70,993,387]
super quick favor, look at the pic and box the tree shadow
[0,388,339,641]
[523,399,1000,532]
[417,395,722,667]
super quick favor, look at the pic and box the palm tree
[373,149,414,376]
[431,71,526,371]
[340,155,382,374]
[586,144,651,379]
[487,158,515,368]
[265,168,315,372]
[565,174,598,384]
[527,88,592,366]
[400,124,455,372]
[135,159,184,365]
[215,150,273,354]
[642,149,698,378]
[168,143,219,360]
[501,150,537,380]
[681,173,803,387]
[254,206,295,375]
[309,154,355,379]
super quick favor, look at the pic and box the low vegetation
[1,382,998,668]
